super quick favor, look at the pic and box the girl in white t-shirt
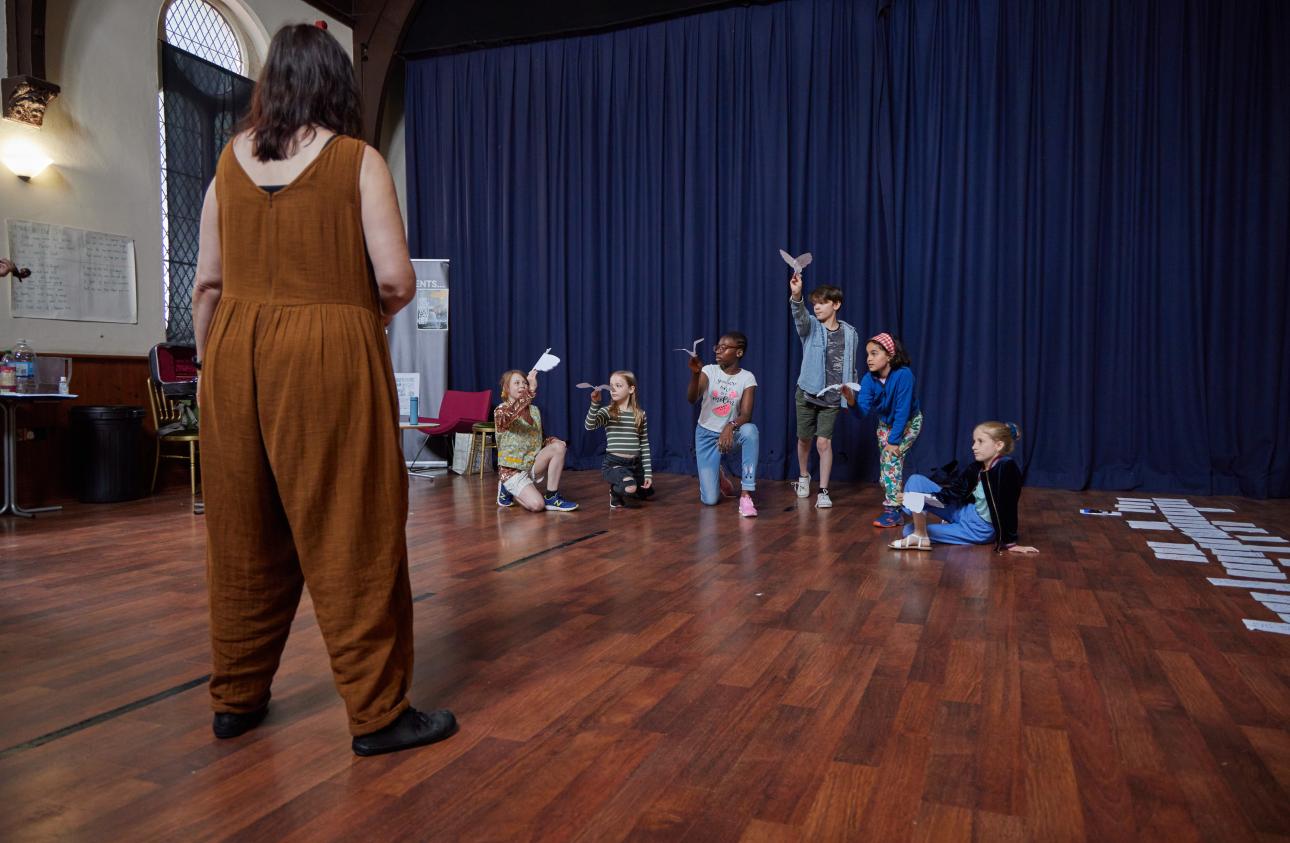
[685,331,759,516]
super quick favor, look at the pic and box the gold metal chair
[146,378,200,495]
[467,421,497,476]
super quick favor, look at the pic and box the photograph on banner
[415,278,448,330]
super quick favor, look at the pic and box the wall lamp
[2,138,53,181]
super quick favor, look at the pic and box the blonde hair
[498,369,526,401]
[976,420,1022,455]
[608,370,646,435]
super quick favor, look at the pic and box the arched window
[163,0,246,72]
[158,0,254,343]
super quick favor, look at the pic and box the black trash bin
[70,405,146,503]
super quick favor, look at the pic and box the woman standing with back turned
[192,23,455,756]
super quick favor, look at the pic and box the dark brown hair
[809,285,844,305]
[720,331,748,352]
[242,24,361,161]
[867,336,912,370]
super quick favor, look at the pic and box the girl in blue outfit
[888,421,1038,553]
[840,332,922,527]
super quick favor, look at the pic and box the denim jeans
[695,424,758,505]
[899,474,995,545]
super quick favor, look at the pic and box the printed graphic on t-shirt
[699,365,757,433]
[710,380,739,417]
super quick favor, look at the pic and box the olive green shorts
[795,388,840,440]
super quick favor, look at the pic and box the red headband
[314,20,328,30]
[870,332,896,355]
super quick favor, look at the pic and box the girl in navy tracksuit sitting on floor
[888,420,1038,554]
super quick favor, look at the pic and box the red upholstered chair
[420,390,492,436]
[414,390,492,473]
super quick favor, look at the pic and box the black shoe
[212,704,268,739]
[351,707,457,757]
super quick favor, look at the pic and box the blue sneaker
[544,491,578,512]
[497,483,514,507]
[873,506,903,528]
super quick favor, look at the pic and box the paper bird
[779,249,814,274]
[575,382,611,392]
[815,382,862,396]
[902,492,944,514]
[673,338,704,357]
[532,348,561,373]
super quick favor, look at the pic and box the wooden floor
[3,472,1290,842]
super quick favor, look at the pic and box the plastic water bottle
[58,376,70,395]
[409,395,419,424]
[10,338,37,393]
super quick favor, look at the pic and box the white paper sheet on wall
[7,219,137,323]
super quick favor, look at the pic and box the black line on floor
[412,591,437,603]
[494,530,610,572]
[0,674,211,761]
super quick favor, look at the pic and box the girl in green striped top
[585,371,654,508]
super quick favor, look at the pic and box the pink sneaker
[738,495,758,517]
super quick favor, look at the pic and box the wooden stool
[467,422,497,476]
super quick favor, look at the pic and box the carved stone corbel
[5,0,60,125]
[2,74,60,126]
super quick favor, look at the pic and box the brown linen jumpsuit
[199,136,413,736]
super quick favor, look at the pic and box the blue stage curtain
[405,0,1290,496]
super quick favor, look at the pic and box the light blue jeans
[695,424,758,505]
[900,474,995,545]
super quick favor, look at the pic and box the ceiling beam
[3,0,60,126]
[351,0,421,147]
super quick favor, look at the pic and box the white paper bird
[815,382,862,397]
[673,338,704,357]
[779,249,814,273]
[532,348,561,373]
[901,492,944,514]
[575,382,611,392]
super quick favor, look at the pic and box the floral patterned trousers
[877,412,923,507]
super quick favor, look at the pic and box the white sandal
[889,534,932,551]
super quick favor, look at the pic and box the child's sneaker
[738,495,758,518]
[544,491,578,512]
[610,492,637,509]
[497,483,514,507]
[815,489,833,509]
[873,506,903,528]
[794,475,811,498]
[718,468,735,497]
